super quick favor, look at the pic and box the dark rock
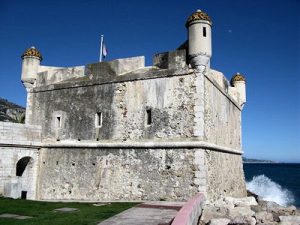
[247,190,259,202]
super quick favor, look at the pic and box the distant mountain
[0,97,25,123]
[243,157,275,163]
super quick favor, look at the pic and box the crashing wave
[246,175,295,206]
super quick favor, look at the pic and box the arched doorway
[16,156,33,177]
[15,156,34,199]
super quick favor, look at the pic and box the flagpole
[99,35,104,62]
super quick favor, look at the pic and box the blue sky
[0,0,299,162]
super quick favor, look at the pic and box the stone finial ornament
[21,46,43,61]
[186,9,212,27]
[231,72,246,86]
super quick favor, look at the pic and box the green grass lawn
[0,197,138,225]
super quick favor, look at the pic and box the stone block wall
[205,150,247,202]
[0,122,41,199]
[30,73,199,142]
[0,122,41,145]
[37,146,245,202]
[204,76,242,149]
[37,147,201,201]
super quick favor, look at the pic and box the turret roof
[231,72,246,86]
[186,10,212,27]
[21,46,43,61]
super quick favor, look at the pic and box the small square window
[95,112,103,128]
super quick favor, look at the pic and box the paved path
[98,201,185,225]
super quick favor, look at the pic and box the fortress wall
[36,66,85,86]
[31,74,198,142]
[0,122,41,199]
[0,147,39,199]
[204,76,242,149]
[37,147,205,201]
[37,146,245,201]
[204,150,246,202]
[0,122,41,145]
[202,75,246,201]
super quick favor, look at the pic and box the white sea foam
[246,175,295,206]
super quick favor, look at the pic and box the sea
[243,163,300,208]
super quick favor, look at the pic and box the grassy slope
[0,198,138,225]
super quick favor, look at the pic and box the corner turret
[21,46,42,87]
[186,9,212,72]
[231,72,246,107]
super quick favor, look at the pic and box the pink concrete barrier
[171,193,206,225]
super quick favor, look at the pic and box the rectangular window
[203,27,207,37]
[95,112,103,128]
[55,116,61,128]
[146,109,152,125]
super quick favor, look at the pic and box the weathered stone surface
[229,216,256,225]
[209,218,230,225]
[228,207,255,219]
[279,216,300,225]
[255,211,274,223]
[199,197,299,225]
[200,206,229,225]
[224,197,257,207]
[205,151,246,202]
[38,148,201,201]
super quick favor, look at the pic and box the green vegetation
[8,111,25,123]
[0,197,138,225]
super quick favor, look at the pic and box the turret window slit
[146,109,152,125]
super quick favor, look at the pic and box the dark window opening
[146,109,152,125]
[21,191,27,199]
[95,112,103,128]
[203,27,207,37]
[16,157,31,177]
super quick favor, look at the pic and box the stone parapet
[0,122,41,146]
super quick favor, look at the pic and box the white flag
[102,43,107,58]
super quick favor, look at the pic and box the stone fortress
[0,10,247,202]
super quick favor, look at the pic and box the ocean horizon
[243,163,300,208]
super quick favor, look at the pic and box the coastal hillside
[0,97,25,123]
[243,157,275,163]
